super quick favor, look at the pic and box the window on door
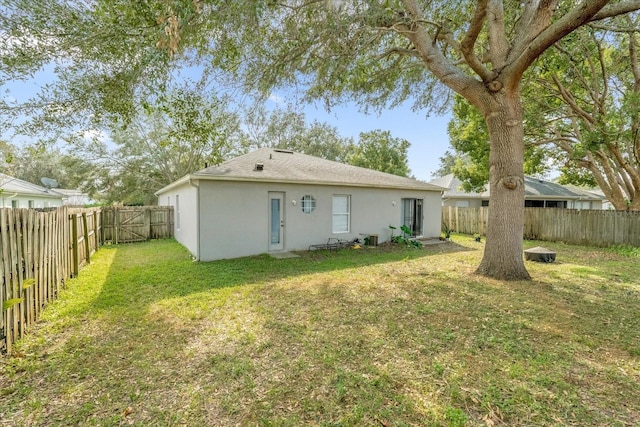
[332,195,350,233]
[401,198,423,237]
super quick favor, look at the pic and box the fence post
[94,209,100,250]
[82,212,90,265]
[71,213,79,277]
[145,207,151,240]
[0,209,9,353]
[114,208,119,244]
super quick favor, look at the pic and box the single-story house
[0,173,64,208]
[156,148,446,261]
[430,173,606,209]
[55,188,94,206]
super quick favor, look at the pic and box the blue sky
[3,64,453,182]
[298,102,452,181]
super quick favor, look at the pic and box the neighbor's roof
[157,148,446,194]
[429,173,605,200]
[0,173,64,199]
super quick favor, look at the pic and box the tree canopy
[3,0,640,279]
[443,20,640,210]
[348,130,411,177]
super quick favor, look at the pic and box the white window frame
[300,195,316,214]
[332,195,350,233]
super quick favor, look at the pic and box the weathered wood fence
[443,206,640,247]
[101,206,174,243]
[1,205,173,354]
[1,207,101,354]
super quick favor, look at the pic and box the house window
[332,195,350,233]
[545,200,566,208]
[28,200,34,208]
[300,195,316,214]
[11,200,18,208]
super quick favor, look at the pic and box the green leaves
[348,130,411,177]
[3,298,24,311]
[22,278,35,290]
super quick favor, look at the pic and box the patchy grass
[1,236,639,426]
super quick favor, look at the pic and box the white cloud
[81,128,107,143]
[268,93,285,105]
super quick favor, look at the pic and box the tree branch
[379,47,420,58]
[551,74,595,126]
[590,0,640,21]
[486,0,508,69]
[399,0,486,106]
[460,0,494,82]
[508,0,609,86]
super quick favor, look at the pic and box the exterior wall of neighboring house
[433,174,605,210]
[163,180,442,262]
[0,174,64,208]
[157,180,200,258]
[56,189,93,206]
[0,193,63,208]
[443,198,603,209]
[443,198,484,208]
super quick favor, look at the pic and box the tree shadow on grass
[3,239,639,426]
[90,239,475,313]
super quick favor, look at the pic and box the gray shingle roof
[166,148,445,192]
[429,173,605,200]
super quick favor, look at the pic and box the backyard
[0,237,639,426]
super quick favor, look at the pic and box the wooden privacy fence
[443,206,640,247]
[1,207,101,354]
[1,205,173,354]
[101,206,174,243]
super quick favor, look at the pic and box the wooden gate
[102,207,173,243]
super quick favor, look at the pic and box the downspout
[189,178,201,261]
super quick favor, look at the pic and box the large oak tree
[4,0,640,279]
[180,0,640,280]
[441,20,640,211]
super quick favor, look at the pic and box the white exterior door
[268,192,284,251]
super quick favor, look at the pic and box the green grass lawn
[1,236,639,426]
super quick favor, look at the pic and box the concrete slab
[269,251,300,259]
[416,238,450,246]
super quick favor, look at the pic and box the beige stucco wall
[157,180,200,258]
[184,180,443,261]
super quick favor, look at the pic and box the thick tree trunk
[476,91,531,280]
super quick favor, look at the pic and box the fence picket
[1,206,173,354]
[443,207,640,247]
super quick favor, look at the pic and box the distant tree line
[1,96,412,205]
